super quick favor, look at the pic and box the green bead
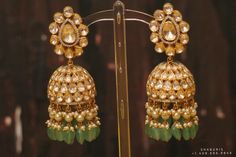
[76,129,85,144]
[62,120,67,127]
[190,125,198,139]
[171,125,181,141]
[71,119,77,126]
[160,128,172,142]
[94,127,100,139]
[85,128,97,142]
[158,117,164,123]
[64,131,75,144]
[167,118,172,125]
[145,125,152,137]
[145,125,160,140]
[47,128,57,141]
[179,117,184,124]
[195,125,199,135]
[55,130,64,141]
[152,128,160,140]
[182,127,190,140]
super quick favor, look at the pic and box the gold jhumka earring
[145,3,199,142]
[46,6,101,144]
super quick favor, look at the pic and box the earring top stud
[49,6,89,59]
[150,3,190,57]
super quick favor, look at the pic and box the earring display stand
[83,1,153,157]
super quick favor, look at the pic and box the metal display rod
[83,1,153,157]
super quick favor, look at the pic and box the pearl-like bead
[173,112,180,120]
[76,114,84,122]
[191,109,197,116]
[154,108,159,112]
[161,111,170,120]
[152,111,159,119]
[185,108,190,113]
[55,114,62,121]
[70,126,74,131]
[187,122,193,127]
[74,111,79,118]
[65,114,73,122]
[49,111,56,119]
[86,112,94,120]
[153,123,158,128]
[81,111,86,117]
[147,108,152,116]
[63,126,69,131]
[164,124,169,129]
[80,126,86,131]
[177,109,182,114]
[62,112,66,117]
[150,121,154,126]
[183,112,190,119]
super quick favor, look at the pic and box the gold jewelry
[145,3,198,142]
[46,6,101,144]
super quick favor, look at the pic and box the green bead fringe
[145,123,198,142]
[47,126,100,144]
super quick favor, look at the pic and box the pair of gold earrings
[45,3,198,144]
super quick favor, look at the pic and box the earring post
[113,1,131,157]
[82,1,154,157]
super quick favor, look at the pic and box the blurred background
[0,0,235,157]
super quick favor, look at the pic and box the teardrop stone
[85,128,97,142]
[162,21,177,41]
[151,128,160,140]
[190,124,198,139]
[171,125,181,140]
[145,125,152,138]
[64,131,75,144]
[55,130,64,141]
[47,128,56,141]
[76,129,85,144]
[159,128,172,142]
[182,127,190,140]
[94,127,100,139]
[145,125,159,140]
[61,23,77,44]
